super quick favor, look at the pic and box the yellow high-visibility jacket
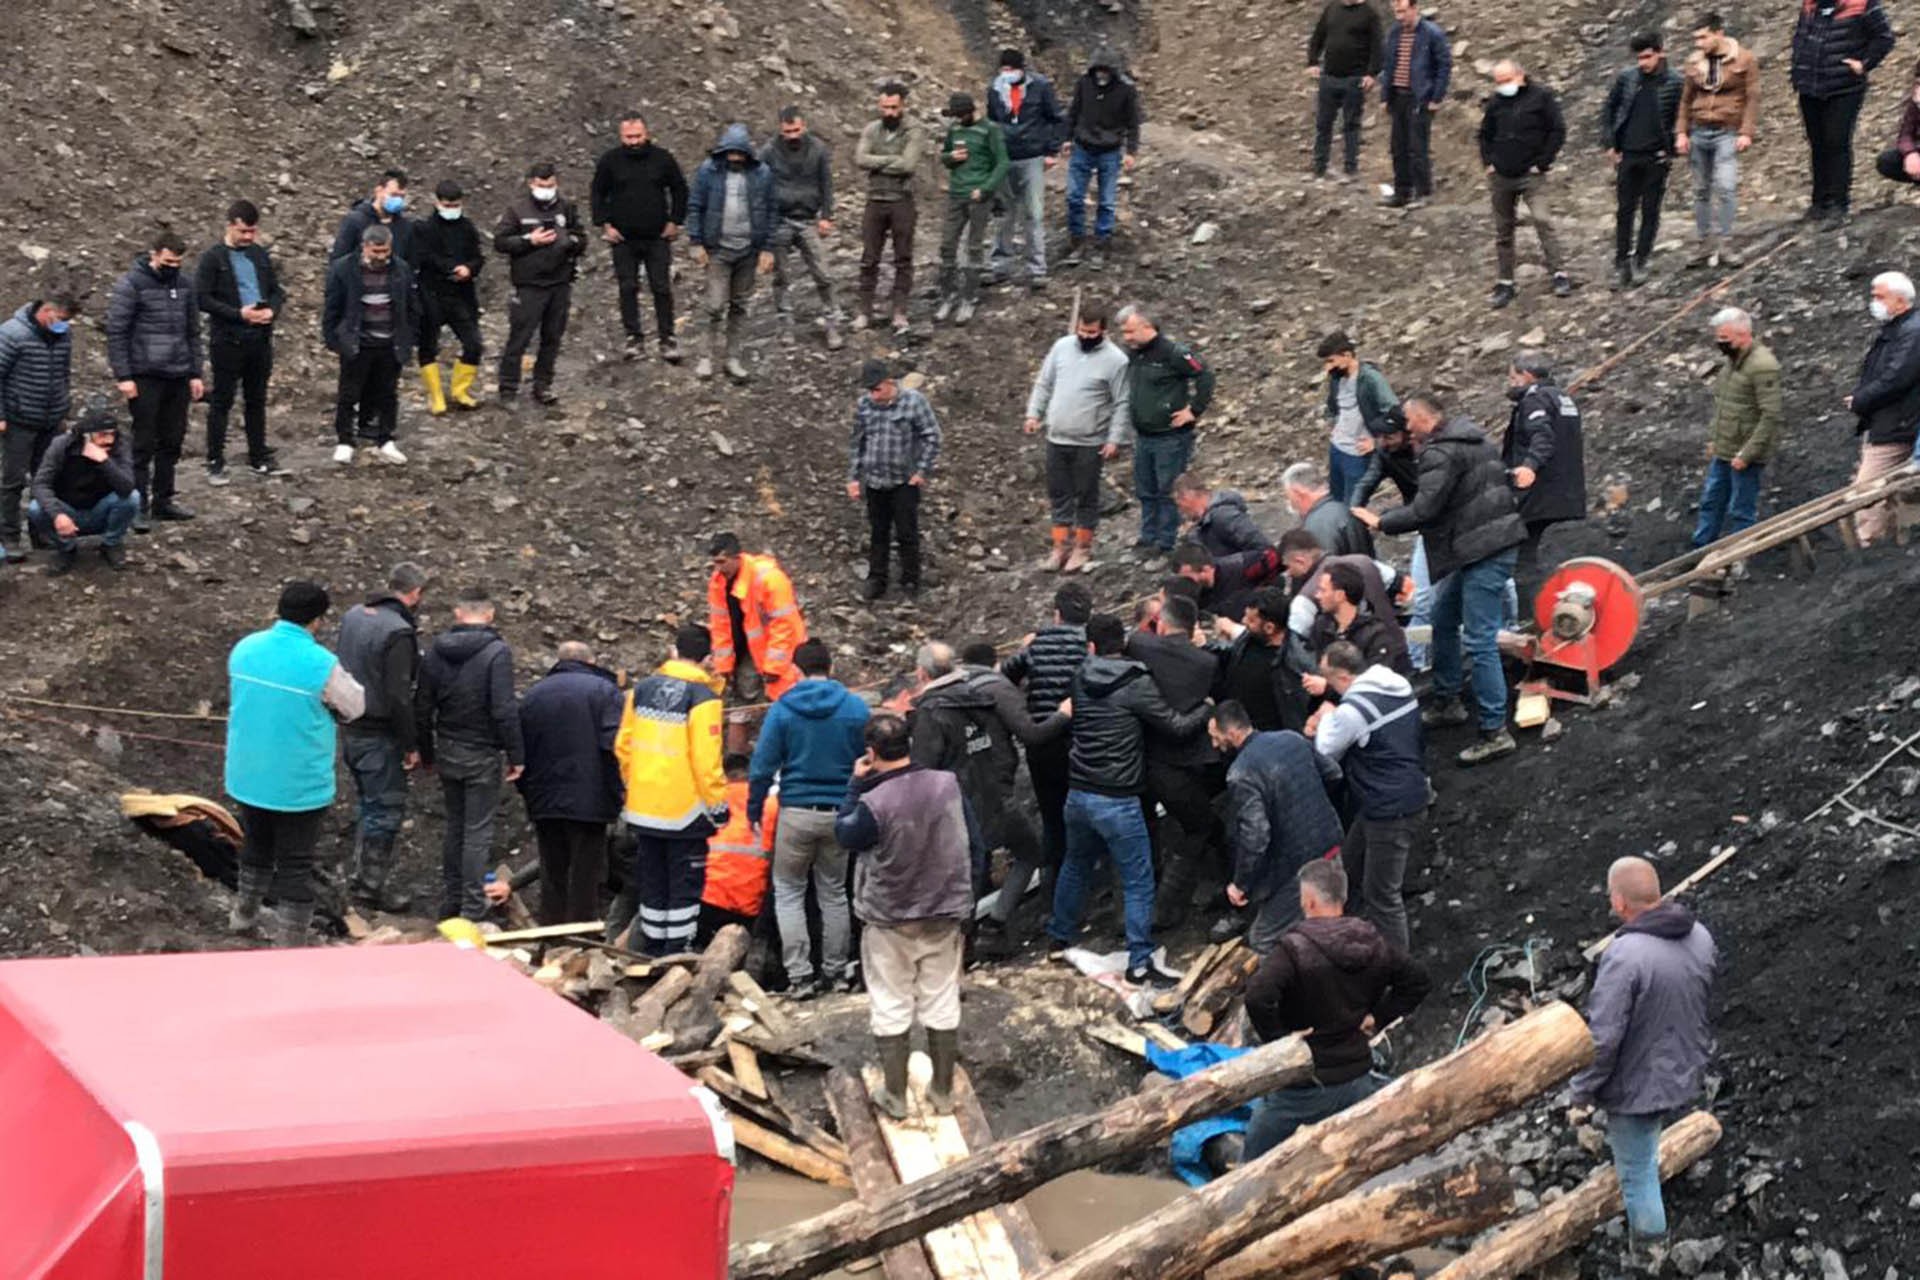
[614,658,729,834]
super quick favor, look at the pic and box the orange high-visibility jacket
[703,780,776,918]
[707,552,807,700]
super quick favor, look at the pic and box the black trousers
[499,282,571,395]
[611,237,675,342]
[0,421,55,540]
[633,831,707,955]
[237,802,325,906]
[1515,517,1559,609]
[333,346,400,445]
[1026,735,1072,864]
[1799,89,1867,213]
[1388,89,1434,198]
[417,290,483,365]
[129,375,191,506]
[206,329,273,467]
[1313,74,1367,175]
[1614,152,1669,264]
[1045,441,1104,531]
[534,818,609,926]
[864,482,922,589]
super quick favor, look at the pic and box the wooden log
[729,1111,853,1189]
[729,1034,1316,1280]
[729,970,795,1035]
[728,1039,768,1099]
[1207,1156,1515,1280]
[628,965,694,1040]
[1029,1002,1595,1280]
[1427,1111,1723,1280]
[822,1068,939,1280]
[665,923,749,1046]
[697,1067,852,1167]
[1181,942,1258,1037]
[950,1067,1052,1276]
[1153,942,1221,1015]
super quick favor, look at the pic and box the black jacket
[1353,440,1419,506]
[322,253,418,360]
[334,594,420,750]
[1212,630,1311,733]
[1221,729,1343,903]
[413,213,486,306]
[1001,623,1088,721]
[1301,493,1374,559]
[1602,64,1683,153]
[1191,489,1270,557]
[1791,0,1896,99]
[1377,417,1525,580]
[762,133,835,220]
[987,70,1066,161]
[1502,382,1587,525]
[1246,916,1431,1081]
[193,243,288,341]
[32,425,135,512]
[1202,546,1285,622]
[494,193,589,289]
[517,659,624,824]
[1068,49,1144,153]
[416,624,525,766]
[1850,307,1920,445]
[330,200,418,263]
[961,664,1069,748]
[911,672,1020,832]
[1308,0,1385,78]
[105,256,202,382]
[0,304,73,428]
[590,143,691,238]
[1068,655,1209,796]
[1124,630,1220,768]
[1478,81,1566,177]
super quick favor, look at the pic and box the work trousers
[703,251,757,363]
[0,421,55,542]
[1313,74,1367,175]
[633,829,708,955]
[1144,758,1221,893]
[771,217,839,320]
[1489,171,1565,281]
[1689,126,1740,237]
[992,156,1049,280]
[1134,429,1194,550]
[772,806,851,983]
[939,191,995,301]
[342,728,409,845]
[863,919,964,1036]
[333,346,400,446]
[129,374,191,507]
[535,818,609,926]
[206,329,273,467]
[1799,89,1867,214]
[1046,441,1105,532]
[986,803,1047,928]
[499,282,570,395]
[438,740,502,921]
[1693,458,1765,547]
[1387,89,1434,198]
[1051,790,1156,969]
[1244,1072,1384,1160]
[859,197,916,316]
[417,290,483,366]
[1853,439,1913,544]
[237,801,326,908]
[1431,547,1518,732]
[1514,517,1560,608]
[610,236,675,342]
[1066,145,1123,240]
[27,492,139,550]
[1027,736,1072,865]
[1614,152,1669,265]
[864,481,921,590]
[1608,1112,1670,1237]
[1343,809,1422,953]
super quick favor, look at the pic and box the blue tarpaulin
[1145,1040,1255,1186]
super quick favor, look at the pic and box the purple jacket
[1570,902,1717,1115]
[836,765,981,927]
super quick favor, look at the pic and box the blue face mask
[381,194,406,215]
[47,320,71,335]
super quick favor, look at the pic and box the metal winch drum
[1513,556,1644,723]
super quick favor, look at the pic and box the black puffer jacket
[1192,489,1270,557]
[1850,306,1920,446]
[1067,655,1210,796]
[415,624,525,766]
[1377,417,1525,579]
[0,304,73,427]
[911,672,1019,824]
[1502,382,1587,525]
[105,256,202,381]
[1246,916,1431,1081]
[1001,623,1087,721]
[1791,0,1896,99]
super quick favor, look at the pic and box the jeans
[858,198,916,315]
[1134,429,1194,550]
[1343,810,1422,953]
[772,806,851,983]
[1066,146,1123,240]
[334,346,400,445]
[771,217,839,320]
[939,192,994,301]
[534,818,608,926]
[1489,171,1565,281]
[993,156,1049,279]
[1799,90,1866,214]
[609,236,675,342]
[1607,1112,1668,1237]
[1050,789,1157,968]
[437,740,503,921]
[342,728,408,843]
[1692,457,1764,547]
[1430,547,1518,731]
[1046,442,1105,532]
[237,802,327,907]
[1408,536,1433,671]
[1614,152,1669,264]
[1313,74,1366,175]
[129,375,191,507]
[1327,445,1369,507]
[1688,127,1739,237]
[206,329,273,467]
[701,253,758,363]
[1387,89,1435,198]
[417,289,483,366]
[499,282,571,394]
[27,491,140,550]
[864,482,921,589]
[1,423,56,541]
[1244,1072,1384,1160]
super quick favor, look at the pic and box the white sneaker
[376,441,408,465]
[332,444,355,465]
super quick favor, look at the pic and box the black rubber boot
[229,865,268,934]
[926,1028,959,1116]
[351,835,412,912]
[873,1034,912,1120]
[272,900,317,948]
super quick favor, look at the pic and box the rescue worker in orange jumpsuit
[706,530,809,752]
[697,753,777,946]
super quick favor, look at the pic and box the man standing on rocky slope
[1568,856,1717,1272]
[1501,350,1586,596]
[848,358,942,600]
[1025,302,1132,572]
[493,162,587,407]
[1064,47,1143,269]
[1845,270,1920,544]
[1381,0,1451,208]
[107,231,204,530]
[1604,33,1683,291]
[687,125,776,383]
[855,85,926,338]
[936,93,1010,327]
[764,107,844,350]
[195,201,287,483]
[1319,331,1400,504]
[1479,61,1570,309]
[1675,13,1761,268]
[1790,0,1896,226]
[331,169,416,263]
[0,294,76,561]
[1306,0,1385,182]
[414,181,487,415]
[592,113,689,364]
[987,48,1064,289]
[322,223,414,466]
[1120,304,1214,563]
[1694,307,1782,548]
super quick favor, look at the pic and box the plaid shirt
[849,387,942,487]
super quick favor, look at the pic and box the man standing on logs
[1567,856,1717,1273]
[836,712,982,1118]
[1242,858,1430,1158]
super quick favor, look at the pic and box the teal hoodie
[747,677,871,823]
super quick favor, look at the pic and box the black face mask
[624,142,649,153]
[881,115,902,131]
[1078,334,1104,353]
[784,136,804,149]
[1716,340,1740,358]
[1505,384,1527,402]
[728,158,748,170]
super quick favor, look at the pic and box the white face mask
[437,206,462,221]
[1496,81,1521,97]
[1871,299,1894,322]
[531,185,557,203]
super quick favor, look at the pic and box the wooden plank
[728,1040,769,1099]
[950,1067,1052,1275]
[1083,1022,1149,1059]
[823,1069,940,1280]
[482,920,606,945]
[1141,1023,1190,1052]
[729,970,795,1036]
[1153,943,1220,1015]
[629,965,695,1039]
[1582,845,1738,960]
[698,1067,852,1167]
[906,1057,1024,1280]
[731,1111,854,1189]
[864,1064,989,1278]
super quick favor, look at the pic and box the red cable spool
[1529,556,1643,687]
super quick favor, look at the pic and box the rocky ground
[3,0,1918,1272]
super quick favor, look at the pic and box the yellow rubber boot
[420,363,448,416]
[449,360,481,410]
